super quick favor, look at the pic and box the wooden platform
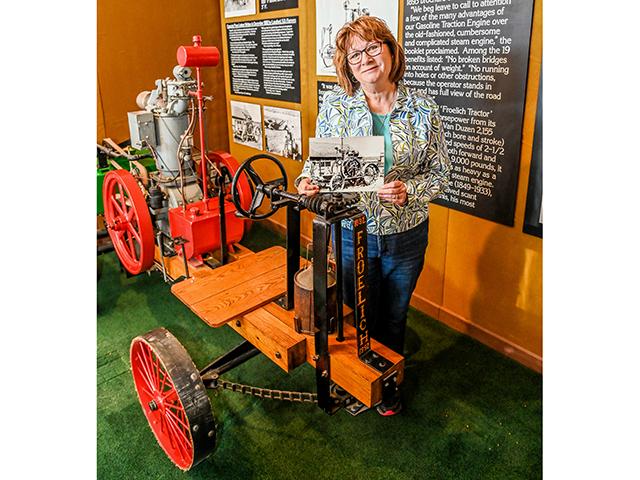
[154,243,254,281]
[170,245,405,407]
[171,246,288,327]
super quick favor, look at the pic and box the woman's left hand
[377,180,407,206]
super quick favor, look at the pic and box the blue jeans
[335,219,429,354]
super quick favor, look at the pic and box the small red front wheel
[130,328,216,471]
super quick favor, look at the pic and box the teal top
[371,112,393,174]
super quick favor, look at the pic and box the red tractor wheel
[130,328,216,471]
[102,169,155,275]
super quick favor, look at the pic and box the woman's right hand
[297,177,320,196]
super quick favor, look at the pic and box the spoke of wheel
[250,190,265,213]
[164,413,191,461]
[140,385,154,399]
[162,385,178,402]
[160,414,167,434]
[143,347,161,391]
[165,406,190,431]
[126,206,136,223]
[110,196,126,217]
[245,165,263,186]
[127,223,142,244]
[158,366,170,394]
[125,230,138,261]
[145,348,161,389]
[136,352,156,394]
[116,184,128,213]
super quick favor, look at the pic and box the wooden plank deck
[169,245,405,407]
[171,246,287,327]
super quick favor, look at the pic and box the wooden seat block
[171,246,286,305]
[262,303,404,408]
[230,308,307,372]
[171,246,288,327]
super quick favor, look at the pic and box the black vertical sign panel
[352,214,371,357]
[523,65,542,237]
[227,17,301,103]
[403,0,534,226]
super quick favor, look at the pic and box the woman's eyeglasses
[346,42,383,65]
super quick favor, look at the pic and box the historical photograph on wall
[264,106,303,161]
[259,0,298,12]
[316,0,398,76]
[308,136,384,192]
[224,0,256,18]
[230,100,263,150]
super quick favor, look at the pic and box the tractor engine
[128,65,203,244]
[102,36,252,276]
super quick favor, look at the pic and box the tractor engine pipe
[177,35,220,202]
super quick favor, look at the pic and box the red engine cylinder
[177,45,220,67]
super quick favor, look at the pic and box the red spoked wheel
[208,151,254,232]
[102,169,155,275]
[130,328,216,471]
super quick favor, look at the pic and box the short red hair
[333,16,405,96]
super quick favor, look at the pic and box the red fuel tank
[169,198,243,260]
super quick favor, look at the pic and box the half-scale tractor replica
[101,35,253,276]
[107,36,405,472]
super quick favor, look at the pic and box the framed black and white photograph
[224,0,256,18]
[316,0,398,76]
[230,100,263,150]
[259,0,298,12]
[264,106,302,161]
[308,136,384,192]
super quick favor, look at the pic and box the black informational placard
[523,66,542,238]
[402,0,534,226]
[259,0,298,12]
[226,17,301,103]
[317,80,338,114]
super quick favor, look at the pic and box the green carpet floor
[97,224,542,479]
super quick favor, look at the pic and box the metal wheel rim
[130,328,216,471]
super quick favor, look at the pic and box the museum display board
[403,0,534,226]
[218,0,543,370]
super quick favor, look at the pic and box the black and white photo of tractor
[309,143,383,192]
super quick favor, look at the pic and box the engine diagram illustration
[316,0,398,76]
[308,136,384,193]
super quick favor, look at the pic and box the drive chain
[217,378,318,404]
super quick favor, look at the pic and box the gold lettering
[357,259,365,276]
[357,288,366,305]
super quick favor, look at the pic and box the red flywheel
[102,169,155,275]
[130,328,216,471]
[208,151,253,232]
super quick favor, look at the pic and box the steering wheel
[231,154,288,219]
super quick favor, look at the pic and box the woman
[296,16,451,415]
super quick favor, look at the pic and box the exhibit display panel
[403,0,534,226]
